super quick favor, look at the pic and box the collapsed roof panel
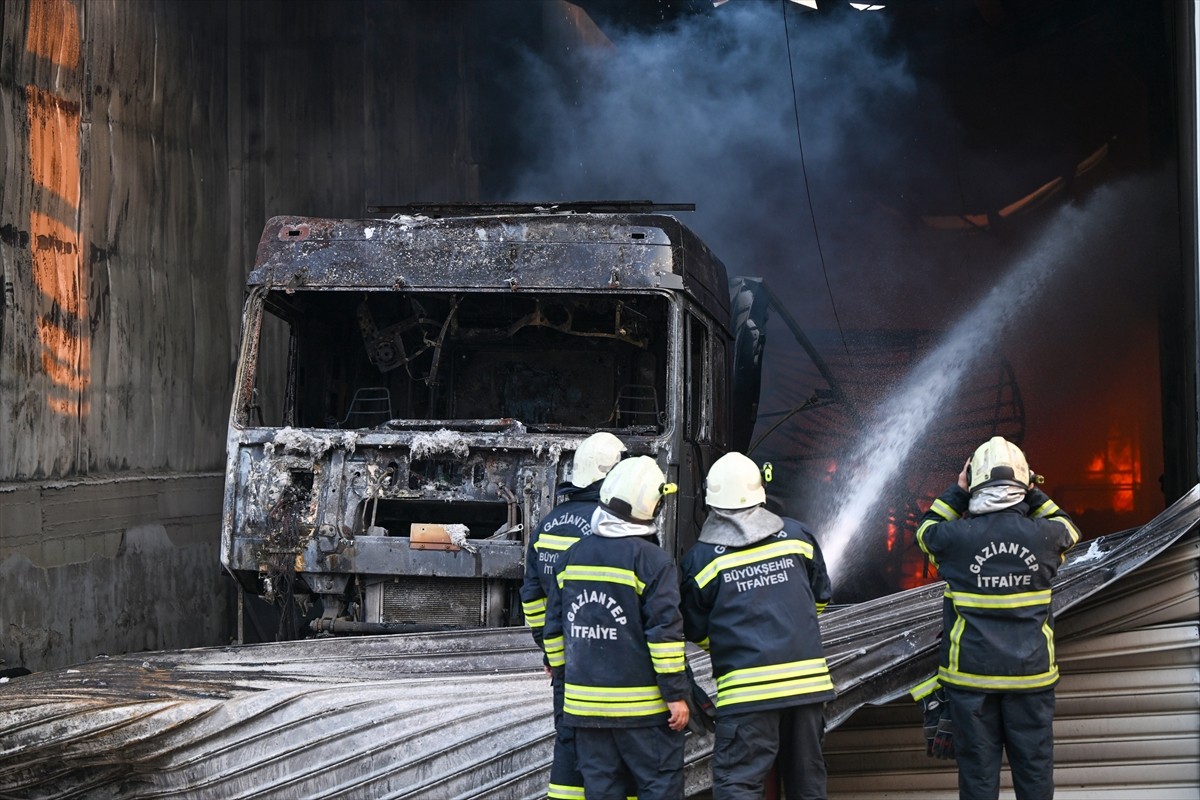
[0,485,1196,798]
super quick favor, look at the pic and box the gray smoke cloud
[500,2,1178,598]
[505,3,942,327]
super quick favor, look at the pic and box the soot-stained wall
[0,0,593,671]
[1,0,238,672]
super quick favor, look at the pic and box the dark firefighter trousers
[711,702,827,800]
[946,687,1056,800]
[574,724,685,800]
[549,681,637,800]
[549,680,586,800]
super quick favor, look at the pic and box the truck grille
[381,577,486,627]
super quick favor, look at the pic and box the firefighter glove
[931,713,955,760]
[920,688,946,755]
[684,663,717,736]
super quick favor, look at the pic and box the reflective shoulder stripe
[693,539,813,589]
[537,533,579,552]
[1050,515,1082,546]
[929,498,961,520]
[946,588,1052,609]
[558,565,645,594]
[917,498,960,558]
[1028,497,1059,518]
[1031,500,1082,546]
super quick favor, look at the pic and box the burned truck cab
[221,206,748,637]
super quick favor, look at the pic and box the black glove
[920,688,945,755]
[684,663,717,735]
[930,713,955,760]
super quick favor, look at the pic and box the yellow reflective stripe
[564,683,667,717]
[649,641,686,673]
[717,658,828,690]
[1043,619,1055,667]
[947,589,1052,609]
[522,597,547,615]
[938,665,1059,691]
[1028,498,1059,518]
[1051,516,1081,546]
[537,533,579,552]
[548,783,585,800]
[909,675,941,701]
[558,565,645,594]
[648,641,685,657]
[522,597,547,628]
[930,498,961,520]
[696,636,710,651]
[566,683,663,701]
[716,674,835,708]
[565,697,669,717]
[915,521,939,565]
[693,540,813,589]
[815,602,827,615]
[948,611,966,674]
[651,657,686,674]
[1030,498,1081,546]
[917,499,959,560]
[544,635,564,667]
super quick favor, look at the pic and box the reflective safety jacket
[543,534,690,728]
[519,483,601,655]
[917,485,1081,693]
[679,518,835,714]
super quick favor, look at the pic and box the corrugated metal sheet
[2,488,1197,798]
[824,532,1199,800]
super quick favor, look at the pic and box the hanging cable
[781,0,850,358]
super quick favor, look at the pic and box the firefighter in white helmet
[519,431,628,800]
[913,436,1080,800]
[543,455,690,800]
[679,452,834,800]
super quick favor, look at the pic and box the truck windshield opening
[247,289,670,435]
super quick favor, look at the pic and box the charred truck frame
[221,204,764,638]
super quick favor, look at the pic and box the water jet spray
[817,202,1100,584]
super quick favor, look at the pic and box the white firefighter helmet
[599,455,677,522]
[705,452,766,509]
[968,436,1031,492]
[571,432,627,488]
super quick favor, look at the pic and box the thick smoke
[500,3,1179,598]
[505,3,942,326]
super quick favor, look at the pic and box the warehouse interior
[1,0,1196,667]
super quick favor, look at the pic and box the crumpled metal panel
[2,486,1197,798]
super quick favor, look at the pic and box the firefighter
[679,452,834,800]
[543,455,691,800]
[916,436,1081,800]
[519,431,627,800]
